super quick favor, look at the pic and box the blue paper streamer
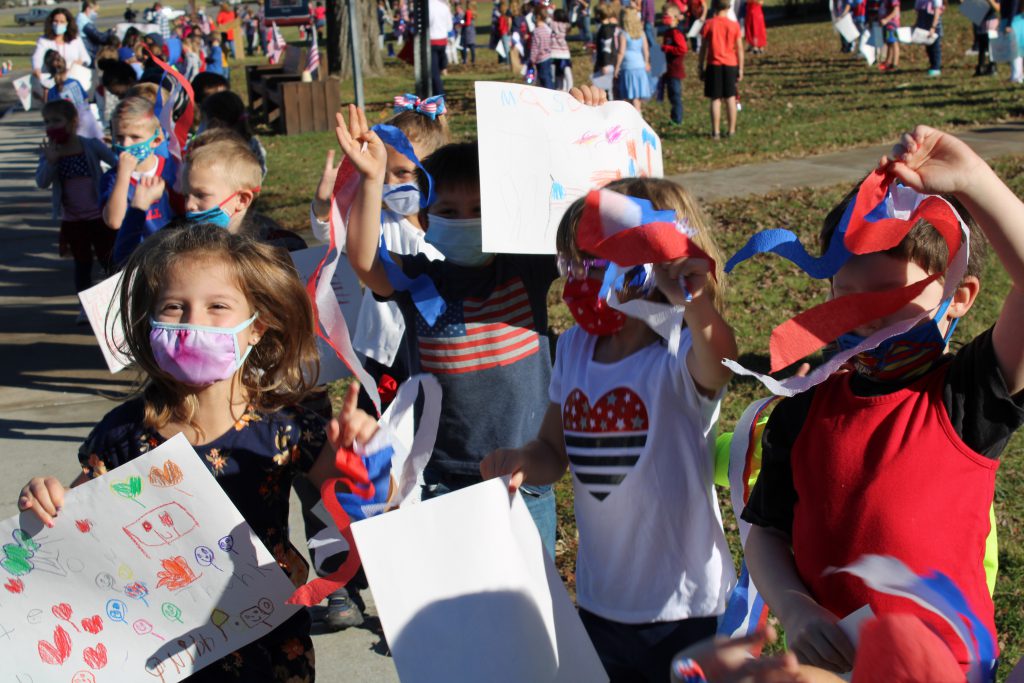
[378,238,447,327]
[371,123,435,208]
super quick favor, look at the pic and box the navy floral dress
[78,398,328,682]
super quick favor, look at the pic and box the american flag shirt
[391,253,558,479]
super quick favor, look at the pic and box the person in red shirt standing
[744,0,767,53]
[698,0,743,139]
[660,4,688,125]
[215,2,237,59]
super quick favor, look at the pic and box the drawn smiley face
[122,502,199,558]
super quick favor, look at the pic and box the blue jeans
[421,479,556,559]
[925,21,942,70]
[666,76,683,123]
[581,15,592,43]
[535,58,554,89]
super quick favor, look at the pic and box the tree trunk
[326,0,383,78]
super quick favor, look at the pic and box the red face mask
[46,126,71,145]
[562,277,626,336]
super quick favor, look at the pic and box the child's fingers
[341,382,360,420]
[353,416,378,446]
[347,104,361,141]
[508,468,525,493]
[324,149,335,171]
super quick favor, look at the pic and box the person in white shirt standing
[428,0,454,95]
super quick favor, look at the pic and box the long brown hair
[118,225,320,434]
[44,8,78,41]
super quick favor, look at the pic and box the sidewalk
[667,121,1024,202]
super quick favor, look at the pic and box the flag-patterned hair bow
[722,169,970,397]
[393,93,447,120]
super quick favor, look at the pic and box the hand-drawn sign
[123,503,200,559]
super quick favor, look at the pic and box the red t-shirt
[701,15,740,66]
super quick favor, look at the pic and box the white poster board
[960,0,991,25]
[910,27,939,44]
[859,29,876,64]
[687,18,704,38]
[78,246,362,382]
[352,479,609,683]
[13,74,32,112]
[896,26,913,43]
[288,245,363,385]
[833,14,861,43]
[0,434,300,682]
[476,82,664,255]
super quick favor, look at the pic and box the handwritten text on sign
[0,434,300,682]
[476,82,664,255]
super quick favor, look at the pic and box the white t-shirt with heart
[549,325,736,623]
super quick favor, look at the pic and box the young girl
[44,49,103,139]
[551,8,574,90]
[481,177,738,680]
[592,3,619,95]
[744,0,767,53]
[36,99,118,311]
[615,7,652,113]
[17,224,380,682]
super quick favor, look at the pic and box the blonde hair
[123,82,171,104]
[556,177,726,312]
[119,225,319,436]
[112,95,159,134]
[185,131,263,192]
[622,7,643,38]
[383,109,451,157]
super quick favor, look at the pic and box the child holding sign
[740,126,1024,673]
[481,177,738,680]
[18,224,381,681]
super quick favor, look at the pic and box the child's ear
[949,275,980,320]
[236,189,256,211]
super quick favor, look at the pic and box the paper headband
[393,93,447,120]
[723,170,970,396]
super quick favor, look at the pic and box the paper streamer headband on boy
[393,93,447,120]
[575,189,716,352]
[722,170,970,397]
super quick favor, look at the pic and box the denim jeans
[535,58,554,89]
[925,22,942,70]
[666,76,683,123]
[422,479,557,559]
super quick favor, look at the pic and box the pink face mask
[149,313,258,387]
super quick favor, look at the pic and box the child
[97,57,138,130]
[101,96,181,265]
[182,33,204,82]
[337,91,610,556]
[36,99,119,310]
[592,2,619,94]
[481,176,738,680]
[551,8,574,90]
[181,131,262,234]
[973,0,999,76]
[529,0,555,89]
[614,7,652,112]
[462,0,478,65]
[698,0,743,139]
[191,71,231,107]
[44,49,103,139]
[17,223,382,682]
[660,4,688,125]
[205,35,228,77]
[199,90,268,178]
[742,125,1024,673]
[913,0,942,76]
[879,0,899,71]
[744,0,766,53]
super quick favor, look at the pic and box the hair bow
[392,93,447,120]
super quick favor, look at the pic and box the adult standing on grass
[217,2,238,60]
[429,0,454,95]
[32,8,90,97]
[698,0,742,139]
[77,0,113,61]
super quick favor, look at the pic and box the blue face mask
[835,297,958,382]
[425,215,492,267]
[113,131,159,163]
[185,192,240,229]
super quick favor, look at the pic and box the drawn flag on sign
[415,278,540,375]
[562,387,649,501]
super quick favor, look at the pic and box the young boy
[698,0,743,139]
[661,4,688,125]
[742,126,1024,673]
[914,0,943,76]
[180,131,262,234]
[592,3,620,96]
[101,96,181,265]
[879,0,900,70]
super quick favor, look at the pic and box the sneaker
[928,69,941,77]
[321,588,364,631]
[965,48,979,56]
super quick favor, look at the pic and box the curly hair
[44,8,78,41]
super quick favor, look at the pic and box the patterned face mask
[149,313,259,387]
[113,130,159,163]
[562,276,627,336]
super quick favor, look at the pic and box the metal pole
[346,0,365,108]
[413,0,431,98]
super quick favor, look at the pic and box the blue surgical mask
[113,131,159,163]
[382,183,422,217]
[835,297,958,382]
[54,23,68,36]
[185,192,240,229]
[425,215,491,267]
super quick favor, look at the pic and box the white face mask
[382,183,422,217]
[425,215,492,267]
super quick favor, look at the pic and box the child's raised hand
[334,104,387,181]
[117,150,139,175]
[882,125,983,196]
[313,149,341,220]
[569,84,608,107]
[784,600,855,673]
[672,626,807,683]
[480,448,527,493]
[39,139,59,164]
[18,477,67,528]
[654,256,711,305]
[327,382,380,452]
[131,175,166,209]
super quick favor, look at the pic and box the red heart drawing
[563,387,649,501]
[81,615,103,634]
[51,602,73,622]
[37,625,72,666]
[82,643,107,670]
[4,577,24,594]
